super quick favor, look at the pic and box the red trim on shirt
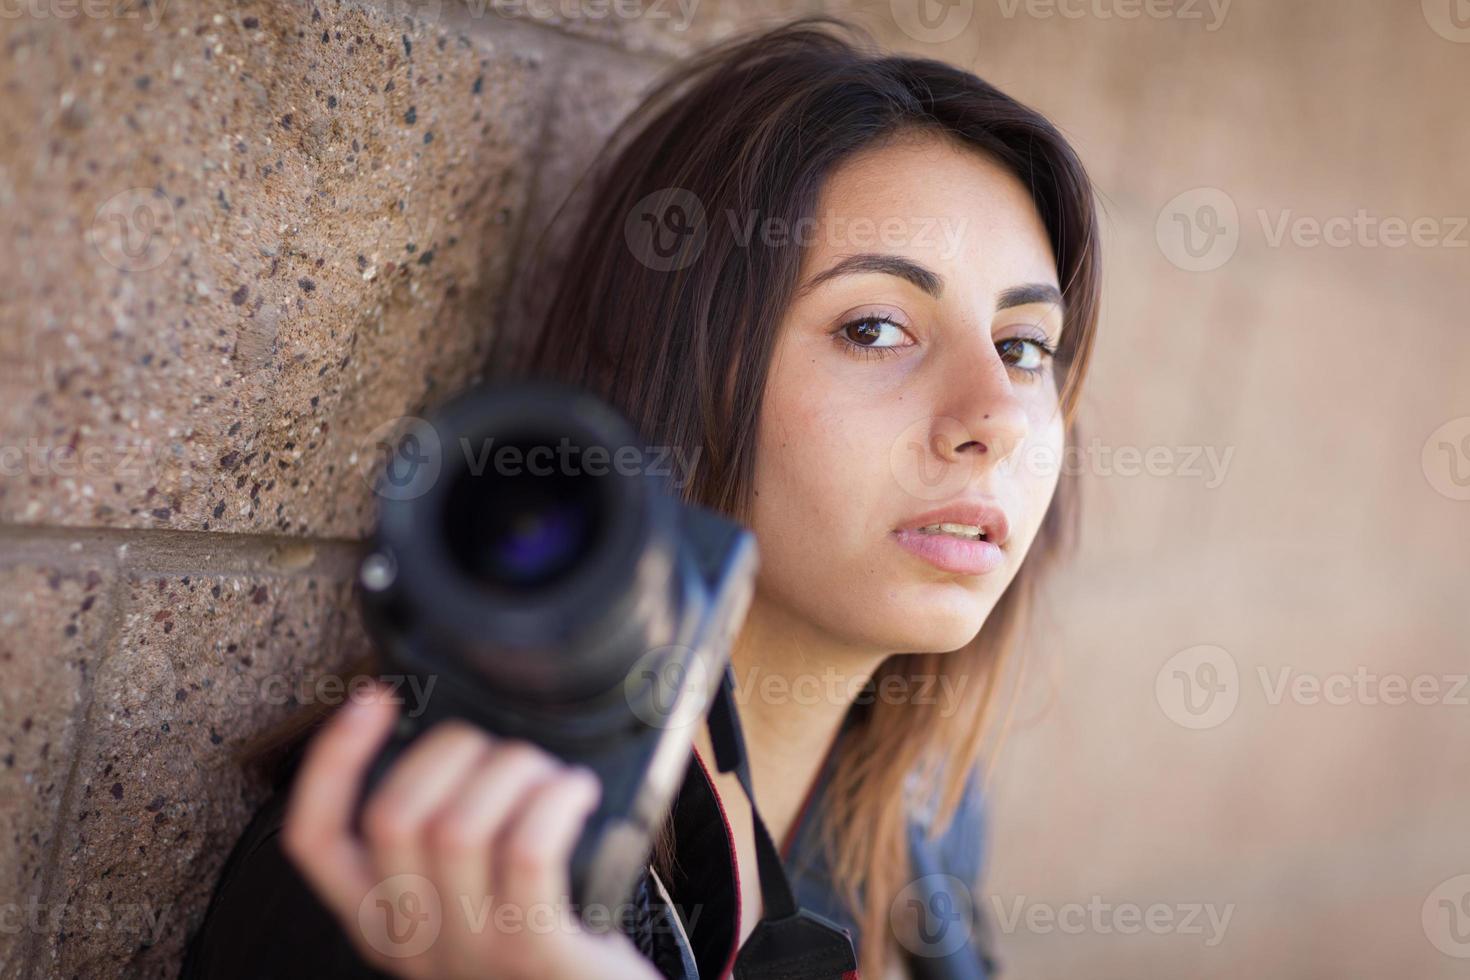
[691,746,742,980]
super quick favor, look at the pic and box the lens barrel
[361,381,685,711]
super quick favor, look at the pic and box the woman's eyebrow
[997,283,1064,312]
[797,253,942,298]
[797,253,1063,314]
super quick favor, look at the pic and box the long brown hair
[500,15,1102,979]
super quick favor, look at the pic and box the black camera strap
[705,665,860,980]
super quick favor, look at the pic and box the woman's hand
[280,680,662,980]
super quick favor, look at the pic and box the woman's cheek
[749,394,887,617]
[757,408,859,553]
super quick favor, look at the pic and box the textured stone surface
[456,0,835,58]
[0,564,109,978]
[0,0,549,538]
[35,570,365,979]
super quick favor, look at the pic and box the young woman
[183,16,1100,980]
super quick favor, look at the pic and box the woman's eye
[836,316,912,359]
[997,336,1055,373]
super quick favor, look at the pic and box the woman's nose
[934,353,1030,472]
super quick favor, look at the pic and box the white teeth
[916,522,986,540]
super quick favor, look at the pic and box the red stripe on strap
[691,747,743,980]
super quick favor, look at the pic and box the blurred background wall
[0,0,1465,977]
[871,3,1470,979]
[873,2,1470,978]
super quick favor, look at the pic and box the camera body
[351,381,757,922]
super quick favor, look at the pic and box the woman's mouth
[890,503,1010,575]
[891,527,1005,575]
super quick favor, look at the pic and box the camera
[351,380,758,923]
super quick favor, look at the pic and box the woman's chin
[862,599,993,656]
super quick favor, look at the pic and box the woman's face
[748,130,1066,658]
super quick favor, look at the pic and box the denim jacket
[182,720,998,980]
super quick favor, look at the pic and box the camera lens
[443,438,608,592]
[363,381,687,706]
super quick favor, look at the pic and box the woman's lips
[891,528,1006,575]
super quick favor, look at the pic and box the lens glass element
[444,438,607,592]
